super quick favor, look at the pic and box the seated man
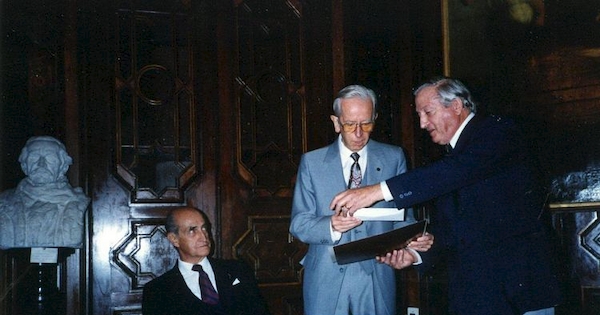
[142,206,271,315]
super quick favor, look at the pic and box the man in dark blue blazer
[330,77,562,315]
[142,207,271,315]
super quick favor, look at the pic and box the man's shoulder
[368,139,403,152]
[367,140,405,162]
[464,115,521,141]
[473,114,516,129]
[304,143,335,155]
[210,258,250,271]
[144,265,179,289]
[300,143,336,163]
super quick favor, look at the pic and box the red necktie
[192,264,220,305]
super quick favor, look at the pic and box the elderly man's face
[168,208,212,263]
[330,97,375,152]
[415,85,463,145]
[23,140,64,184]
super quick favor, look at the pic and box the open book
[333,220,427,265]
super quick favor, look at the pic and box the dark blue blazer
[142,258,271,315]
[386,115,562,314]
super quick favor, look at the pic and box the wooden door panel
[218,1,311,313]
[87,1,311,314]
[89,1,208,314]
[113,7,198,204]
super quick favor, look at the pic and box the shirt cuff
[406,248,422,265]
[330,221,342,241]
[380,181,394,202]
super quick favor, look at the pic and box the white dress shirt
[178,258,219,300]
[330,136,368,241]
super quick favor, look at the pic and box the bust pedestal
[2,248,70,315]
[32,263,63,315]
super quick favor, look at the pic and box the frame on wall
[442,0,600,210]
[442,0,502,80]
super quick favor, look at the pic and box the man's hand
[376,249,417,270]
[329,184,384,215]
[331,210,362,233]
[408,233,434,252]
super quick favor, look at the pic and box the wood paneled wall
[3,1,600,315]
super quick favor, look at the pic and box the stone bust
[0,136,90,249]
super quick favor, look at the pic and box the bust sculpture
[0,136,90,249]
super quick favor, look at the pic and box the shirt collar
[178,257,213,276]
[449,112,475,148]
[337,135,367,160]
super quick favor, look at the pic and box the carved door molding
[87,2,215,315]
[227,1,309,313]
[87,1,312,314]
[113,6,198,203]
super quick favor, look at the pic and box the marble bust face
[20,138,71,185]
[0,136,90,249]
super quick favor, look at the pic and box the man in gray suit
[290,85,433,315]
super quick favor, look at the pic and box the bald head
[166,207,213,263]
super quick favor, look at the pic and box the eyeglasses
[338,119,375,133]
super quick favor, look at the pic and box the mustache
[29,168,54,175]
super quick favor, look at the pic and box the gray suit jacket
[290,139,414,315]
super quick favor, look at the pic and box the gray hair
[414,77,477,113]
[332,85,378,120]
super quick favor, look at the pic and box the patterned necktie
[348,152,362,189]
[192,264,220,305]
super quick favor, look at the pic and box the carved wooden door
[223,1,310,314]
[84,1,309,314]
[86,2,209,314]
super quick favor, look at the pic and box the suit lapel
[210,259,226,288]
[170,265,196,297]
[169,265,210,311]
[363,141,384,185]
[209,259,233,308]
[324,142,347,190]
[324,142,354,244]
[453,114,483,153]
